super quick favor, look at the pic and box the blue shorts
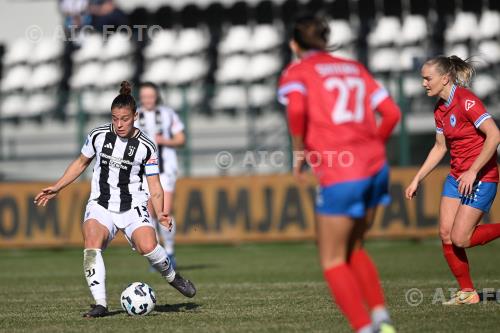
[442,174,497,212]
[315,164,391,218]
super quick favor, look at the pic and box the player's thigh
[451,205,484,247]
[130,226,158,255]
[439,197,461,243]
[82,202,114,249]
[316,214,355,270]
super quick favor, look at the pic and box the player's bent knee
[439,229,452,243]
[136,240,158,255]
[451,234,469,248]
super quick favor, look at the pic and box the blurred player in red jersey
[278,15,401,333]
[405,55,500,305]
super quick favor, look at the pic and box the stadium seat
[211,85,248,110]
[247,53,281,82]
[219,25,252,55]
[215,54,250,83]
[478,10,500,40]
[400,15,428,45]
[400,46,426,71]
[477,40,500,65]
[101,33,134,60]
[70,62,103,89]
[28,64,62,90]
[331,48,356,60]
[141,58,176,85]
[171,56,207,85]
[143,29,176,59]
[80,90,101,114]
[369,47,400,72]
[328,20,356,46]
[30,38,64,64]
[445,12,478,43]
[26,92,57,116]
[1,65,31,92]
[96,89,119,114]
[98,60,134,87]
[473,74,497,99]
[249,24,282,53]
[249,84,275,108]
[403,75,424,98]
[173,28,208,57]
[72,34,104,64]
[3,38,32,66]
[368,16,401,46]
[0,94,24,118]
[444,43,469,60]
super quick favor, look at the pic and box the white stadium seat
[444,43,469,60]
[28,64,62,90]
[250,24,282,53]
[219,25,252,55]
[216,54,250,83]
[144,30,176,59]
[171,56,207,85]
[369,47,400,72]
[478,10,500,40]
[80,90,101,114]
[249,84,275,108]
[445,12,478,43]
[0,94,25,118]
[478,40,500,65]
[3,39,33,66]
[98,60,134,87]
[473,74,497,99]
[400,15,428,45]
[96,89,120,114]
[70,62,103,89]
[328,20,356,46]
[403,76,423,98]
[212,85,248,110]
[26,92,57,116]
[1,66,31,91]
[173,28,208,57]
[141,58,176,85]
[30,38,64,64]
[368,17,401,46]
[399,46,426,71]
[101,33,134,60]
[247,53,281,81]
[72,34,104,64]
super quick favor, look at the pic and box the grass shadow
[176,263,218,271]
[154,302,201,313]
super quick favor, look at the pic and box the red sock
[469,223,500,247]
[349,249,385,309]
[324,263,371,331]
[442,243,474,291]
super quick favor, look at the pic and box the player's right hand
[34,186,59,207]
[405,180,419,200]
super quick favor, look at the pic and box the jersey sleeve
[81,133,96,158]
[277,64,307,106]
[170,111,185,135]
[434,111,444,134]
[461,93,491,128]
[144,148,160,176]
[359,65,389,110]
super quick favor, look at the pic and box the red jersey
[278,52,391,186]
[434,85,499,182]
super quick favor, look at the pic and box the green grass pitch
[1,240,500,332]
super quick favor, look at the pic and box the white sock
[357,324,374,333]
[372,307,391,328]
[83,248,107,307]
[158,217,176,255]
[144,244,175,282]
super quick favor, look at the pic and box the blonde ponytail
[425,55,475,87]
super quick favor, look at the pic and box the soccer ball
[120,282,156,316]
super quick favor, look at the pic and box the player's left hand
[457,170,478,196]
[158,212,174,232]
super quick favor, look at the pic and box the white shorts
[144,172,177,193]
[84,200,155,249]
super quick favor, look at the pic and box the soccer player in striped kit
[34,81,196,318]
[406,55,500,305]
[136,82,186,269]
[278,15,401,333]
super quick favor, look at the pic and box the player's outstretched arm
[405,133,447,199]
[34,154,93,206]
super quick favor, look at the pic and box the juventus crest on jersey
[81,123,159,212]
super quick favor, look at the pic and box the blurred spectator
[89,0,128,32]
[59,0,91,35]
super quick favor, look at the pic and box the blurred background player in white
[406,55,499,305]
[34,81,195,318]
[136,81,186,269]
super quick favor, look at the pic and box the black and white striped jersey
[81,123,159,212]
[135,105,184,174]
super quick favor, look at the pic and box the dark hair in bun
[111,80,137,113]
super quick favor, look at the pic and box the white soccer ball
[120,282,157,316]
